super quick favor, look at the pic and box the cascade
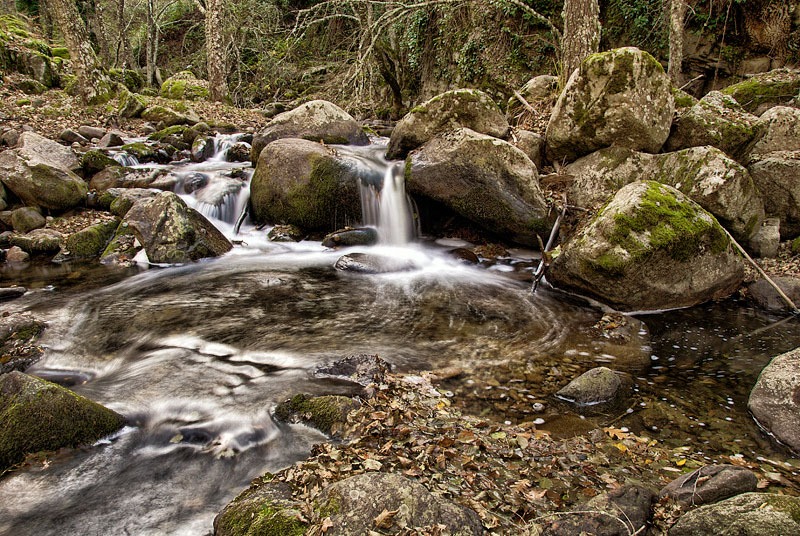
[112,152,139,166]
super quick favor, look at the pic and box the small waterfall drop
[113,152,139,166]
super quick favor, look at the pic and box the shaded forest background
[3,0,799,117]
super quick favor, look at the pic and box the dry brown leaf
[373,508,399,529]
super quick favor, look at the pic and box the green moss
[51,47,69,60]
[672,87,697,109]
[791,236,800,256]
[121,142,157,160]
[315,490,342,518]
[81,149,121,175]
[64,220,120,259]
[764,495,800,524]
[217,500,307,536]
[148,125,187,141]
[721,76,800,113]
[274,393,356,435]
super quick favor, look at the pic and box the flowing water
[1,137,800,534]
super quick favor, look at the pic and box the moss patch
[273,393,358,435]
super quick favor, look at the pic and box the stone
[538,483,654,536]
[313,354,390,388]
[316,473,483,536]
[748,150,800,239]
[0,371,126,471]
[748,276,800,312]
[98,131,125,148]
[555,366,631,414]
[0,312,43,374]
[55,219,120,262]
[512,130,545,169]
[565,146,653,210]
[746,106,800,157]
[59,129,88,144]
[100,221,140,265]
[191,136,215,162]
[748,347,800,453]
[545,47,674,164]
[749,217,781,258]
[249,138,362,232]
[122,191,232,263]
[141,105,194,128]
[334,252,418,274]
[159,70,209,100]
[10,228,62,255]
[548,181,745,312]
[81,149,122,176]
[225,142,250,163]
[387,88,509,159]
[0,132,86,210]
[78,125,106,140]
[1,128,20,148]
[10,206,45,233]
[5,245,28,262]
[721,68,800,114]
[251,100,368,163]
[664,91,761,162]
[273,393,359,436]
[214,478,307,536]
[668,493,800,535]
[117,87,147,119]
[507,74,558,117]
[0,286,25,301]
[321,227,379,248]
[406,128,549,246]
[267,224,304,242]
[660,465,758,506]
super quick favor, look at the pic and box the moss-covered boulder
[249,138,363,232]
[108,68,144,92]
[664,91,760,162]
[0,132,86,210]
[54,218,120,262]
[10,206,45,233]
[81,149,121,176]
[0,371,126,471]
[100,221,140,265]
[119,142,158,163]
[668,493,800,535]
[122,191,232,263]
[159,70,209,100]
[141,105,194,128]
[748,347,800,454]
[387,88,509,159]
[10,228,62,255]
[317,473,483,536]
[545,47,673,164]
[548,181,744,312]
[274,394,359,436]
[0,17,60,89]
[745,106,800,157]
[250,100,369,163]
[406,128,549,246]
[747,150,800,239]
[117,86,147,119]
[214,477,307,536]
[721,68,800,114]
[0,312,45,374]
[565,146,652,210]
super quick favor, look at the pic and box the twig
[532,195,567,293]
[513,89,535,113]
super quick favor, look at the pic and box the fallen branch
[532,196,567,293]
[513,89,535,113]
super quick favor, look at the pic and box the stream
[1,137,799,535]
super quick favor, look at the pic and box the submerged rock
[549,181,744,311]
[251,100,368,163]
[668,493,800,535]
[554,366,631,414]
[249,138,362,232]
[316,473,483,536]
[660,464,758,506]
[387,88,509,159]
[314,354,390,388]
[273,393,359,436]
[321,227,378,248]
[123,191,232,263]
[334,252,417,274]
[545,47,673,164]
[748,347,800,453]
[406,128,549,246]
[0,371,126,471]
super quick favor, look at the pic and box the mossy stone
[121,142,157,161]
[61,219,120,260]
[81,149,121,175]
[273,393,358,435]
[159,71,210,101]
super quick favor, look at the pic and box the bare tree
[47,0,113,103]
[667,0,687,82]
[560,0,600,87]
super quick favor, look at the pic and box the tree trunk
[560,0,600,88]
[146,0,158,87]
[205,0,228,102]
[667,0,687,83]
[47,0,112,103]
[91,0,114,66]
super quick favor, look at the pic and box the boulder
[100,221,140,265]
[98,131,125,148]
[117,86,147,119]
[54,219,120,262]
[664,91,760,162]
[95,188,159,217]
[267,224,304,242]
[89,166,168,192]
[545,47,673,164]
[0,312,44,374]
[512,130,545,169]
[668,493,800,535]
[748,276,800,312]
[747,150,800,239]
[0,371,126,471]
[5,245,28,262]
[565,146,652,210]
[406,128,549,246]
[249,138,363,232]
[78,125,106,140]
[548,181,744,312]
[10,206,45,233]
[660,465,758,507]
[141,105,195,127]
[745,106,800,157]
[191,135,215,162]
[10,228,62,255]
[721,69,800,114]
[59,129,88,145]
[748,217,781,258]
[273,393,359,436]
[0,132,86,210]
[316,473,483,536]
[748,347,800,453]
[322,227,379,248]
[81,149,122,176]
[554,367,631,414]
[507,74,558,117]
[214,478,307,536]
[334,252,418,274]
[122,191,232,263]
[387,88,509,159]
[313,354,390,388]
[251,100,368,163]
[159,70,209,101]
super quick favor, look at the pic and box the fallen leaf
[373,508,399,529]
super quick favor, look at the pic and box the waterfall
[113,152,140,166]
[208,133,245,162]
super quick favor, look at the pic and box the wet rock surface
[660,464,758,506]
[748,347,800,453]
[668,492,800,536]
[334,252,418,274]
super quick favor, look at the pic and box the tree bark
[560,0,600,88]
[205,0,228,102]
[667,0,687,83]
[47,0,112,103]
[146,0,158,87]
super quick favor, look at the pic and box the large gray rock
[748,275,800,312]
[545,47,673,164]
[555,366,631,414]
[748,347,800,453]
[0,132,87,210]
[251,100,368,163]
[0,371,126,471]
[746,106,800,157]
[317,473,484,536]
[664,91,761,162]
[721,69,800,114]
[748,150,800,239]
[406,128,549,246]
[387,88,509,159]
[660,465,758,506]
[249,138,362,232]
[566,146,764,243]
[123,191,232,263]
[549,181,744,312]
[669,493,800,535]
